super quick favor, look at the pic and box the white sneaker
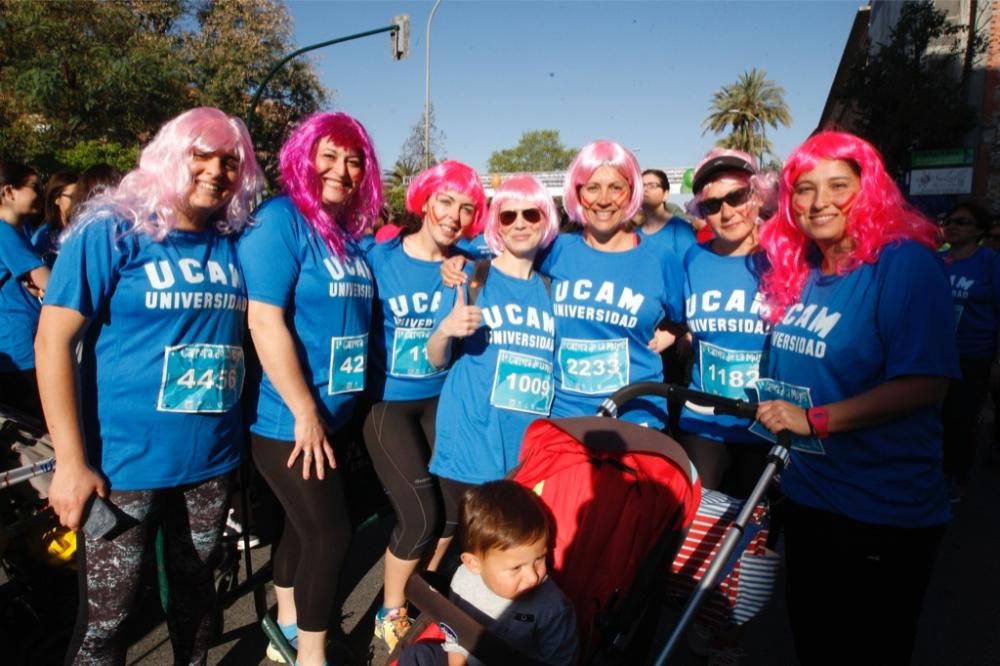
[224,508,260,550]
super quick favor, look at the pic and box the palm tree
[382,157,421,190]
[702,69,792,164]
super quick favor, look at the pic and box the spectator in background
[636,168,696,258]
[31,169,78,267]
[69,164,122,221]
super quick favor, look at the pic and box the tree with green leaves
[702,69,791,164]
[487,130,576,173]
[837,0,984,177]
[0,0,325,181]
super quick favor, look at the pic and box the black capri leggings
[362,397,443,559]
[251,433,351,632]
[438,476,475,541]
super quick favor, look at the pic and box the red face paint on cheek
[834,190,859,214]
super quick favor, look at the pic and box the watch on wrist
[806,407,830,439]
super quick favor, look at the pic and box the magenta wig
[73,107,263,240]
[278,112,383,258]
[684,148,778,218]
[483,175,560,256]
[759,131,939,322]
[562,140,643,226]
[405,160,487,238]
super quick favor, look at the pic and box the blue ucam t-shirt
[366,236,449,401]
[943,246,1000,359]
[430,264,556,484]
[0,220,44,371]
[680,245,771,444]
[455,233,494,260]
[30,222,60,268]
[45,216,247,490]
[638,216,697,259]
[540,232,684,428]
[238,195,373,440]
[755,241,959,528]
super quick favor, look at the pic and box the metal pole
[424,0,442,168]
[246,25,398,136]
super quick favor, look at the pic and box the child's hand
[441,287,481,339]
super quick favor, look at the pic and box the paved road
[7,418,998,665]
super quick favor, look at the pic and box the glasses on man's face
[499,208,543,226]
[697,187,751,217]
[939,216,976,227]
[642,182,663,191]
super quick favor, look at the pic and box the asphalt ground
[4,415,999,665]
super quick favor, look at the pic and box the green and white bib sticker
[558,338,629,395]
[490,350,554,415]
[328,334,367,395]
[699,341,762,401]
[390,328,442,378]
[157,344,245,413]
[748,378,825,454]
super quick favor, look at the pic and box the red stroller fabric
[512,417,701,645]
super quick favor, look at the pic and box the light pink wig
[279,112,383,258]
[73,107,263,240]
[483,175,560,256]
[562,140,643,225]
[405,160,487,239]
[759,131,940,322]
[684,148,778,218]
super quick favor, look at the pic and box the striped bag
[667,489,780,627]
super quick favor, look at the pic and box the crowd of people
[0,104,995,666]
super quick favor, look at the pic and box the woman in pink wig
[237,112,382,666]
[37,106,263,664]
[753,131,957,664]
[363,159,488,650]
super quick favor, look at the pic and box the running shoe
[224,508,260,550]
[374,606,413,652]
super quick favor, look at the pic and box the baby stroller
[389,383,790,665]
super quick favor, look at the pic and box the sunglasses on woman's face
[499,208,543,226]
[939,216,976,227]
[697,187,751,217]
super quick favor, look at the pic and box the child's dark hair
[459,480,550,555]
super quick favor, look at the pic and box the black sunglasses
[499,208,543,225]
[697,187,751,217]
[939,216,976,227]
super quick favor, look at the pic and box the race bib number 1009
[490,350,554,415]
[157,344,245,413]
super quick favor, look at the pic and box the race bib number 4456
[157,344,244,413]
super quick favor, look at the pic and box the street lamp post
[424,0,443,169]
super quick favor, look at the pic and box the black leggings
[942,356,991,485]
[678,431,771,499]
[438,476,475,540]
[783,502,944,666]
[66,473,232,666]
[251,433,351,632]
[362,397,443,559]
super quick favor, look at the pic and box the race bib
[558,338,629,395]
[390,328,442,378]
[748,378,825,454]
[157,344,244,413]
[490,350,554,415]
[699,341,762,400]
[328,334,367,395]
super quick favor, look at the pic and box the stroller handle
[598,383,758,421]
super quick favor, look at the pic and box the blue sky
[286,0,861,174]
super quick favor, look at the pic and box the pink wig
[483,175,560,256]
[405,160,487,239]
[562,140,643,226]
[279,112,383,258]
[759,131,940,322]
[73,107,263,240]
[684,148,778,218]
